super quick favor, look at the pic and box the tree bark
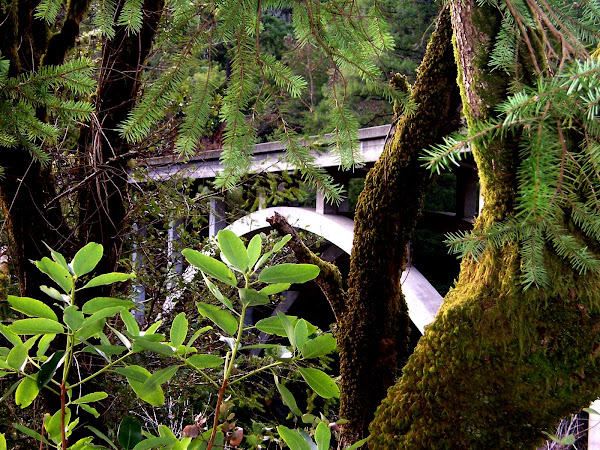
[368,1,600,447]
[337,8,462,444]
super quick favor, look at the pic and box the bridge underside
[227,206,443,334]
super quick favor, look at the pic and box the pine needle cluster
[116,0,403,202]
[423,52,600,287]
[0,53,96,166]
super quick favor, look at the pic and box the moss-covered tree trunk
[338,9,462,444]
[368,1,600,447]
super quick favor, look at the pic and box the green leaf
[37,350,65,389]
[294,319,308,354]
[9,318,64,335]
[36,333,55,358]
[132,337,174,356]
[132,437,176,450]
[259,264,320,284]
[78,403,100,418]
[182,249,237,286]
[7,341,33,371]
[13,423,51,446]
[71,243,103,277]
[139,365,180,395]
[63,305,84,331]
[278,312,296,349]
[315,422,331,450]
[298,367,339,399]
[254,315,317,337]
[346,437,369,449]
[265,345,293,361]
[218,229,249,272]
[259,283,291,295]
[43,244,70,273]
[196,302,238,335]
[247,234,262,269]
[302,335,337,359]
[273,234,292,253]
[36,257,73,293]
[0,324,22,347]
[584,407,600,415]
[238,288,269,306]
[118,416,143,450]
[277,426,311,450]
[86,425,118,449]
[275,375,302,416]
[170,312,188,347]
[39,286,65,302]
[202,273,234,311]
[46,407,70,441]
[72,391,108,404]
[187,354,224,369]
[115,366,165,407]
[7,296,58,321]
[0,432,6,450]
[15,376,39,408]
[82,297,135,314]
[121,310,140,337]
[186,326,212,349]
[82,272,135,289]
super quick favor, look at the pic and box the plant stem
[60,381,67,449]
[207,301,249,450]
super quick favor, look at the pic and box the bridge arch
[227,206,443,334]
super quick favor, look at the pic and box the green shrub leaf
[247,234,262,269]
[37,350,65,389]
[275,375,302,416]
[118,416,143,450]
[302,334,337,359]
[71,243,103,277]
[298,367,339,399]
[9,318,64,335]
[182,249,236,286]
[64,305,84,331]
[186,354,224,369]
[238,288,269,306]
[15,377,40,408]
[82,297,135,314]
[8,296,58,321]
[259,264,320,284]
[72,391,108,404]
[218,229,249,272]
[315,422,331,450]
[259,283,291,295]
[197,302,238,335]
[277,425,311,450]
[170,312,188,347]
[36,257,73,293]
[82,272,135,289]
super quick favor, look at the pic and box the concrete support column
[168,219,183,275]
[131,223,147,326]
[209,197,227,237]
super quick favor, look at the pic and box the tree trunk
[338,8,462,444]
[368,1,600,447]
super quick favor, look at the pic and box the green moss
[339,8,462,443]
[369,243,600,449]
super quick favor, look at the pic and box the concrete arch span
[226,207,443,334]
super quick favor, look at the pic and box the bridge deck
[137,124,391,180]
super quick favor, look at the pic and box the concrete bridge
[133,124,479,334]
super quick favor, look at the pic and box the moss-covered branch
[267,211,347,320]
[338,7,462,444]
